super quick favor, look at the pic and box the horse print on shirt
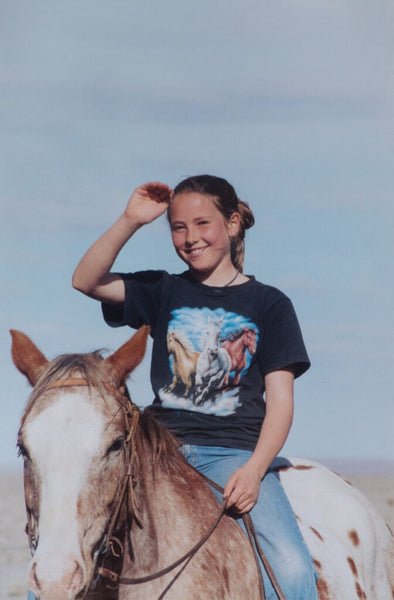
[159,307,258,415]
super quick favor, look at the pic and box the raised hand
[124,182,173,226]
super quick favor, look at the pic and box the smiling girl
[72,175,318,599]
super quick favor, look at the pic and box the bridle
[23,377,140,561]
[24,376,286,600]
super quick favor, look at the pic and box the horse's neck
[238,335,251,354]
[174,338,191,359]
[122,461,215,576]
[225,336,242,353]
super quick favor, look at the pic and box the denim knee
[267,546,318,600]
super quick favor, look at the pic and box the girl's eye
[171,224,185,232]
[106,438,124,455]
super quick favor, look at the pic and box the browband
[47,378,89,389]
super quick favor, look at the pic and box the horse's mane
[168,330,197,359]
[137,409,188,477]
[221,328,247,343]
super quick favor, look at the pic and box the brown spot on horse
[348,529,360,546]
[310,526,324,542]
[347,556,358,578]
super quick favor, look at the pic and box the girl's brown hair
[171,175,255,272]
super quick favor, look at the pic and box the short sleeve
[102,270,168,332]
[259,295,310,379]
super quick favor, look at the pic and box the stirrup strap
[197,469,287,600]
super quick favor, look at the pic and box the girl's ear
[228,212,241,237]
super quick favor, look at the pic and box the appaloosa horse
[11,327,394,600]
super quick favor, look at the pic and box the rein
[29,376,286,600]
[97,499,230,599]
[197,471,287,600]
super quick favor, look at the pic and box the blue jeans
[180,445,318,600]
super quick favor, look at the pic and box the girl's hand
[223,462,263,514]
[124,182,173,226]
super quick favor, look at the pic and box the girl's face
[169,192,239,279]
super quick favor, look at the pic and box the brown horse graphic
[221,327,257,385]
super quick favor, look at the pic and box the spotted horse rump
[275,458,394,599]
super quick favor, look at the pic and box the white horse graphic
[194,316,231,406]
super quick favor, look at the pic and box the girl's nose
[185,226,198,245]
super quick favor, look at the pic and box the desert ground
[1,466,393,600]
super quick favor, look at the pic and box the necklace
[224,269,239,287]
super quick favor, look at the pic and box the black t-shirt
[103,270,310,451]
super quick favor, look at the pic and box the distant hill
[2,457,394,475]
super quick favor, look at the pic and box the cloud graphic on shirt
[169,307,259,351]
[159,386,241,416]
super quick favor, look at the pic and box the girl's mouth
[185,247,207,257]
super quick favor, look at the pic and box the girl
[72,175,318,599]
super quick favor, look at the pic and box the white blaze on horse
[11,327,394,600]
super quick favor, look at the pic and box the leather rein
[29,376,286,600]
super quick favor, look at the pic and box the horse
[194,316,231,406]
[165,330,199,396]
[11,327,394,600]
[221,326,257,385]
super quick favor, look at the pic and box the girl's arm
[72,182,172,305]
[223,369,294,513]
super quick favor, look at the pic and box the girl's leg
[181,445,318,600]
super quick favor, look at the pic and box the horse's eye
[106,438,124,455]
[17,443,30,461]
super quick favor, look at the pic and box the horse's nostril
[29,556,85,599]
[69,559,85,594]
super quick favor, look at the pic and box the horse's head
[203,316,223,350]
[245,328,257,355]
[167,329,175,352]
[11,326,149,600]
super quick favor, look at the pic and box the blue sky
[1,0,393,469]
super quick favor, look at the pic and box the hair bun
[237,199,255,231]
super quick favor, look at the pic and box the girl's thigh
[180,445,311,560]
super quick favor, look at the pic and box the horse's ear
[106,325,150,383]
[10,330,49,387]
